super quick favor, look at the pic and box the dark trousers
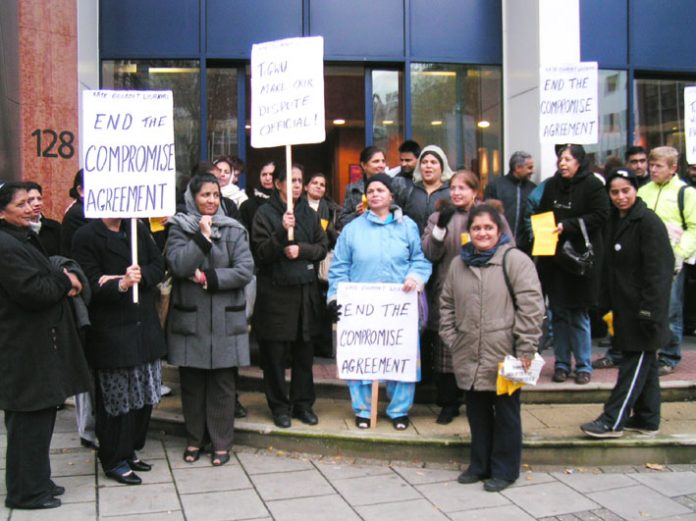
[180,366,237,451]
[465,390,522,482]
[95,380,152,472]
[436,372,461,408]
[4,407,57,508]
[600,351,660,430]
[259,338,315,416]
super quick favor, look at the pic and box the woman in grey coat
[166,174,254,466]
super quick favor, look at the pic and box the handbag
[318,250,333,283]
[556,217,594,276]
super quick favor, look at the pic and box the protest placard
[81,90,176,218]
[539,62,598,144]
[336,282,419,383]
[685,86,696,165]
[251,36,325,149]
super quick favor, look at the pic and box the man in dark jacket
[581,169,672,438]
[484,151,536,253]
[625,146,650,188]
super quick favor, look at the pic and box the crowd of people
[1,139,692,507]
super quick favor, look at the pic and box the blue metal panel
[309,0,405,58]
[100,0,199,57]
[631,0,696,71]
[580,0,628,68]
[206,0,303,58]
[410,0,501,64]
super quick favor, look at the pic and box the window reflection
[207,67,238,159]
[411,64,501,188]
[372,69,403,168]
[584,70,628,167]
[102,60,200,191]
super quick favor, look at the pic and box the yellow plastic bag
[496,362,525,396]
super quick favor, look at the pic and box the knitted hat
[605,167,638,190]
[364,173,393,193]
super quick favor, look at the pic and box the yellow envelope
[320,218,329,231]
[149,217,166,233]
[496,362,525,396]
[603,311,614,337]
[531,211,558,256]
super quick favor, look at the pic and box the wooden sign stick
[285,144,294,241]
[370,380,379,430]
[130,218,139,303]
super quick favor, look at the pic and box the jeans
[659,269,684,368]
[349,380,415,419]
[552,306,592,374]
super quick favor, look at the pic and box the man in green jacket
[637,146,696,375]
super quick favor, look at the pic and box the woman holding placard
[251,165,328,429]
[422,170,513,424]
[328,173,431,430]
[166,173,254,466]
[440,204,544,492]
[72,215,167,485]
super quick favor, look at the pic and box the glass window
[634,76,696,161]
[372,69,403,168]
[410,64,502,189]
[584,70,628,167]
[207,67,239,160]
[102,60,200,190]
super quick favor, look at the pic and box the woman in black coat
[251,165,328,428]
[0,182,91,510]
[535,144,609,384]
[72,218,167,485]
[581,168,673,437]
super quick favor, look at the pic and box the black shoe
[80,437,99,450]
[484,478,514,492]
[235,398,248,419]
[457,471,483,484]
[580,420,623,438]
[105,466,142,485]
[552,368,568,383]
[624,417,659,435]
[292,409,319,425]
[5,497,61,510]
[127,458,152,472]
[436,406,460,425]
[51,484,65,496]
[272,414,291,428]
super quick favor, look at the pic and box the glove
[327,301,342,322]
[436,203,456,229]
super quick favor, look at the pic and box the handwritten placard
[81,90,176,218]
[539,62,598,144]
[250,36,325,148]
[336,282,419,382]
[685,86,696,165]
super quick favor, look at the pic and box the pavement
[2,409,696,521]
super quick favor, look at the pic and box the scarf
[460,233,511,267]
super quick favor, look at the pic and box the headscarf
[413,144,454,184]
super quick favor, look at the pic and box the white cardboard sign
[250,36,325,148]
[336,282,419,382]
[685,86,696,165]
[81,90,176,218]
[539,62,598,144]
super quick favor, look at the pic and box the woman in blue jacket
[328,173,431,430]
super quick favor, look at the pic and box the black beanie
[364,173,393,193]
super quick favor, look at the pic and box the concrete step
[150,386,696,466]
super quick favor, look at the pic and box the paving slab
[551,471,638,493]
[416,481,510,513]
[53,474,96,503]
[266,494,360,521]
[236,451,314,475]
[98,483,180,518]
[331,472,421,507]
[102,512,185,521]
[391,465,459,485]
[509,471,557,488]
[174,464,252,494]
[631,470,696,496]
[179,489,268,521]
[50,450,96,477]
[356,497,450,521]
[10,501,96,520]
[501,482,599,518]
[137,438,168,460]
[250,469,334,501]
[313,461,393,481]
[448,504,537,521]
[588,484,692,520]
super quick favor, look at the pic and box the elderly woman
[71,209,166,485]
[533,144,609,384]
[166,173,254,466]
[580,169,673,438]
[422,170,514,424]
[328,173,432,430]
[440,204,544,492]
[252,165,328,428]
[0,182,91,509]
[338,146,387,229]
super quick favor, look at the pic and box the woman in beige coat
[440,204,544,492]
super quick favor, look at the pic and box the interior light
[477,120,491,128]
[382,120,394,126]
[431,120,443,126]
[148,67,198,74]
[333,119,346,125]
[245,124,251,130]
